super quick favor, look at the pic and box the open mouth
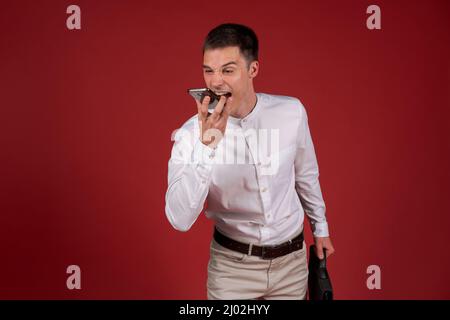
[215,91,232,97]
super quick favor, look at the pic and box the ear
[248,60,259,79]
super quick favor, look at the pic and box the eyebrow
[202,61,238,69]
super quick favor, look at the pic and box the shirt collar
[228,93,263,126]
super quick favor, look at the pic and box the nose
[210,72,224,89]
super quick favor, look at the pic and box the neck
[231,90,257,119]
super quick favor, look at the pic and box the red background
[1,0,449,299]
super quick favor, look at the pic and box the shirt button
[257,162,261,166]
[261,187,267,192]
[242,119,247,123]
[202,180,206,184]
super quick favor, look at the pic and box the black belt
[213,228,304,260]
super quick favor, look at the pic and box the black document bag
[308,245,333,300]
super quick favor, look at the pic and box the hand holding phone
[190,88,232,148]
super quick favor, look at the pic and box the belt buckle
[261,245,274,260]
[261,240,293,259]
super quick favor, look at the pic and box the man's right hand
[196,95,231,149]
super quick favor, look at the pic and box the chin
[225,101,234,112]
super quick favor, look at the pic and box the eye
[204,69,213,74]
[223,69,234,74]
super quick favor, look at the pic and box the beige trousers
[207,238,308,300]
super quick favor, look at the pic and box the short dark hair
[203,23,259,67]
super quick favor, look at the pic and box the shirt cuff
[311,221,329,237]
[192,138,218,161]
[192,138,217,178]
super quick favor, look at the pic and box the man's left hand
[313,237,335,259]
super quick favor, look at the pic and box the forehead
[203,46,244,66]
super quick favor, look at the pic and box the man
[165,23,334,300]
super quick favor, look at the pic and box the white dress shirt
[165,93,329,245]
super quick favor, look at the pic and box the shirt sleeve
[294,101,329,237]
[164,124,217,232]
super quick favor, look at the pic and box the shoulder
[171,113,199,145]
[259,93,308,120]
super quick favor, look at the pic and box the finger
[315,243,324,259]
[221,96,232,119]
[211,95,227,119]
[198,96,210,121]
[201,95,210,113]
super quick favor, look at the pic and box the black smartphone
[187,88,231,111]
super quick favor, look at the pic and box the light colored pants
[207,238,308,300]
